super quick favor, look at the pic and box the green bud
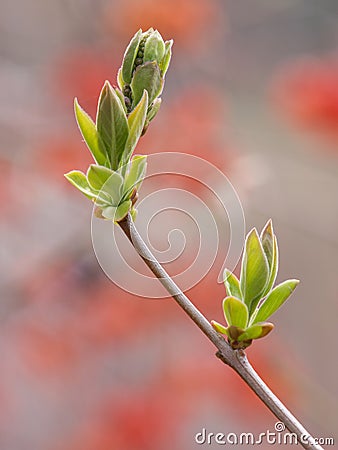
[119,29,172,114]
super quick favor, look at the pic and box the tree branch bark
[119,213,323,450]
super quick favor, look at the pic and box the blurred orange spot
[102,0,220,50]
[138,85,234,187]
[51,49,118,117]
[33,135,92,185]
[0,158,14,208]
[272,55,338,139]
[16,324,77,376]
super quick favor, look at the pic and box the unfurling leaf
[223,296,248,329]
[96,81,129,170]
[252,279,299,324]
[240,228,269,315]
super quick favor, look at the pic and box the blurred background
[0,0,337,448]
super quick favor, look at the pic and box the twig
[119,213,323,450]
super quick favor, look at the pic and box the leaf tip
[261,218,274,238]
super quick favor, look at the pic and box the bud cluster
[64,28,173,222]
[118,28,172,132]
[211,221,299,349]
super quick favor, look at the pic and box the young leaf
[123,155,147,197]
[223,269,242,300]
[131,61,163,106]
[252,279,299,324]
[237,322,274,342]
[123,90,148,164]
[96,81,129,170]
[64,170,97,200]
[74,99,108,166]
[240,228,269,315]
[121,29,142,84]
[211,320,229,336]
[223,296,248,329]
[160,40,173,75]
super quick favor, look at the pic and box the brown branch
[119,213,323,450]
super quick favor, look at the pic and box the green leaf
[223,269,242,300]
[131,61,163,106]
[64,170,96,200]
[211,320,229,336]
[240,228,270,315]
[121,29,142,84]
[102,200,132,222]
[159,40,173,76]
[96,81,129,170]
[144,30,165,63]
[123,90,148,164]
[74,98,108,166]
[123,155,147,198]
[252,279,299,324]
[223,296,248,329]
[87,165,124,206]
[237,322,274,342]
